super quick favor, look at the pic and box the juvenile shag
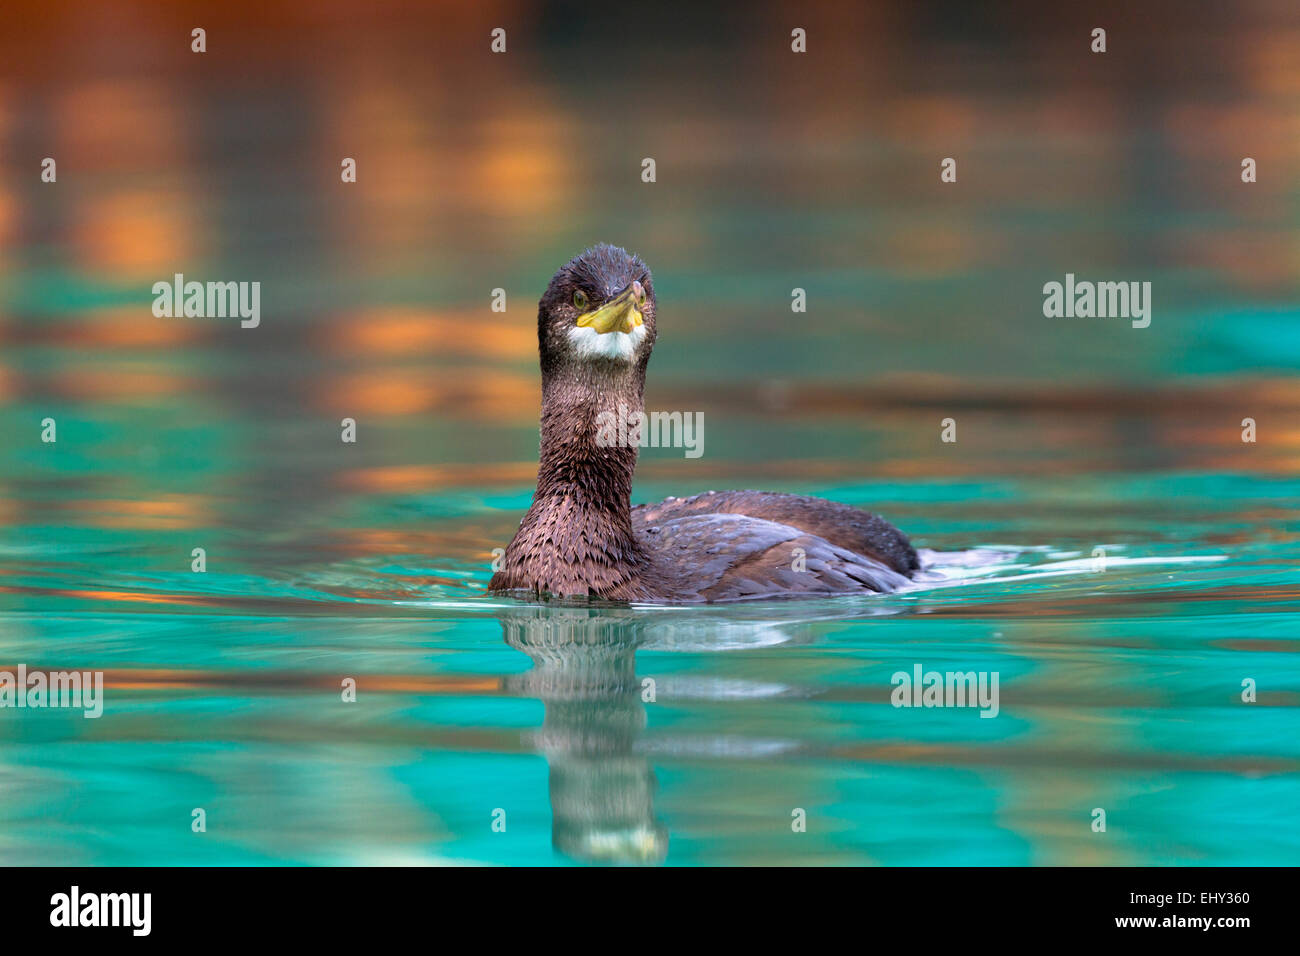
[488,244,919,603]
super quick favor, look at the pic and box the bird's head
[538,244,656,371]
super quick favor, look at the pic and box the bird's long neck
[499,362,650,598]
[534,364,642,532]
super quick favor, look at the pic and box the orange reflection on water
[0,183,14,255]
[23,307,202,349]
[0,663,502,694]
[321,367,536,418]
[48,363,191,402]
[469,110,578,223]
[326,307,534,360]
[1179,226,1300,291]
[332,527,499,558]
[51,79,202,279]
[339,461,538,493]
[59,494,214,530]
[1250,29,1300,95]
[0,586,219,609]
[53,80,191,173]
[72,188,203,279]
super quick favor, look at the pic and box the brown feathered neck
[538,360,642,498]
[492,357,653,599]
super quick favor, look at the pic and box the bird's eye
[573,290,589,310]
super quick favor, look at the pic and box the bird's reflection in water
[500,605,666,865]
[498,597,907,864]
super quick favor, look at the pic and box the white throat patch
[567,323,647,362]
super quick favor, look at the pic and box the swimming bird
[488,244,919,603]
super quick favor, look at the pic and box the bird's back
[632,492,916,602]
[634,490,918,573]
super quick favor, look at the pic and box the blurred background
[0,0,1296,866]
[2,0,1299,495]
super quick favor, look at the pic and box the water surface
[0,0,1297,866]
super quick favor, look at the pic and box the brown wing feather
[639,513,911,602]
[633,490,918,575]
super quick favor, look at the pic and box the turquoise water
[1,1,1298,866]
[2,442,1297,864]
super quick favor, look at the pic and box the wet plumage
[488,245,918,603]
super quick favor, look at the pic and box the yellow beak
[576,281,646,334]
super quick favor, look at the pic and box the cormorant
[488,244,918,603]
